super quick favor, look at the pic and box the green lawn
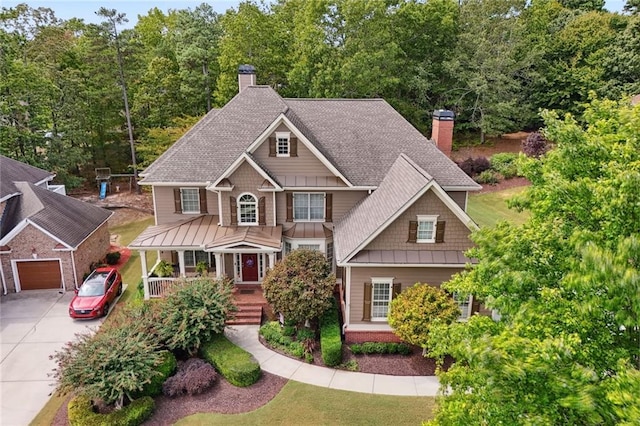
[467,186,530,228]
[177,381,435,426]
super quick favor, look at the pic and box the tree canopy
[2,1,639,187]
[428,98,640,425]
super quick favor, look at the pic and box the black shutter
[230,197,237,225]
[258,196,266,225]
[325,193,333,222]
[286,193,293,222]
[269,137,276,157]
[363,282,372,321]
[408,221,418,243]
[199,188,208,214]
[435,221,446,243]
[392,283,402,299]
[174,188,182,213]
[290,136,298,157]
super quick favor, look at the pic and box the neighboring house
[130,65,481,342]
[0,156,113,294]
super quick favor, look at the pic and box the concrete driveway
[0,290,104,425]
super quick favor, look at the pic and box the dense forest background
[1,0,639,188]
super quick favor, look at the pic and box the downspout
[71,250,79,290]
[342,266,351,334]
[0,257,7,295]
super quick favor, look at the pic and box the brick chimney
[431,110,454,158]
[238,64,256,93]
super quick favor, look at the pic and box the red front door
[241,254,258,282]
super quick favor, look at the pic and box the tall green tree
[428,98,640,424]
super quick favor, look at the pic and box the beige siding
[364,189,473,252]
[275,190,368,224]
[253,124,336,178]
[348,266,463,324]
[447,191,467,211]
[220,161,275,226]
[154,186,219,225]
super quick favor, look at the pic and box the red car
[69,267,122,319]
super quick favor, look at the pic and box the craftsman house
[131,65,480,342]
[0,156,112,294]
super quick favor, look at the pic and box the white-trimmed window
[371,277,394,320]
[184,250,211,267]
[283,241,292,255]
[416,215,439,243]
[276,132,290,157]
[326,242,334,266]
[181,188,200,213]
[238,193,257,224]
[294,193,325,221]
[454,293,473,321]
[298,244,320,251]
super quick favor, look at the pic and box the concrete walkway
[224,325,441,397]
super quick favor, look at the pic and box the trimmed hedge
[319,299,342,367]
[134,350,177,398]
[68,394,154,426]
[201,333,261,387]
[350,342,412,355]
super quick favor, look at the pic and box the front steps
[227,284,266,325]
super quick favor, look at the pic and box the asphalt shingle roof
[334,154,433,263]
[140,86,479,189]
[1,182,112,247]
[0,155,54,200]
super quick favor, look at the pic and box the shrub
[296,328,315,341]
[341,360,359,371]
[105,251,121,265]
[475,169,500,185]
[490,152,519,179]
[457,156,491,177]
[522,131,549,158]
[319,299,342,367]
[283,325,296,336]
[388,283,460,352]
[201,334,261,387]
[134,351,176,398]
[162,358,217,397]
[154,260,174,277]
[156,277,236,356]
[474,156,491,174]
[259,321,283,342]
[262,249,335,326]
[51,326,163,408]
[259,321,314,360]
[67,394,154,426]
[348,342,412,355]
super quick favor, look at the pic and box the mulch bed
[51,372,288,426]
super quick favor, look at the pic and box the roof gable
[334,154,477,264]
[0,182,112,248]
[0,155,54,201]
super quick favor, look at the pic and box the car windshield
[78,272,109,297]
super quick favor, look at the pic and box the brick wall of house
[73,223,111,287]
[363,189,473,252]
[348,266,464,324]
[344,330,402,344]
[0,200,6,218]
[0,225,72,292]
[221,161,275,226]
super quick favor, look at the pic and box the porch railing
[148,277,178,298]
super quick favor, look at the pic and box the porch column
[268,252,275,269]
[214,253,223,278]
[140,250,149,300]
[177,250,186,277]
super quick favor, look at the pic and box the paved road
[0,290,104,426]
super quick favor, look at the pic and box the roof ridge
[397,153,433,182]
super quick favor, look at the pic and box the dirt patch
[452,135,526,162]
[478,176,530,194]
[70,190,154,228]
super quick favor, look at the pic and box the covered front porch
[129,215,282,299]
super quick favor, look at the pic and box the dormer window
[276,132,290,157]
